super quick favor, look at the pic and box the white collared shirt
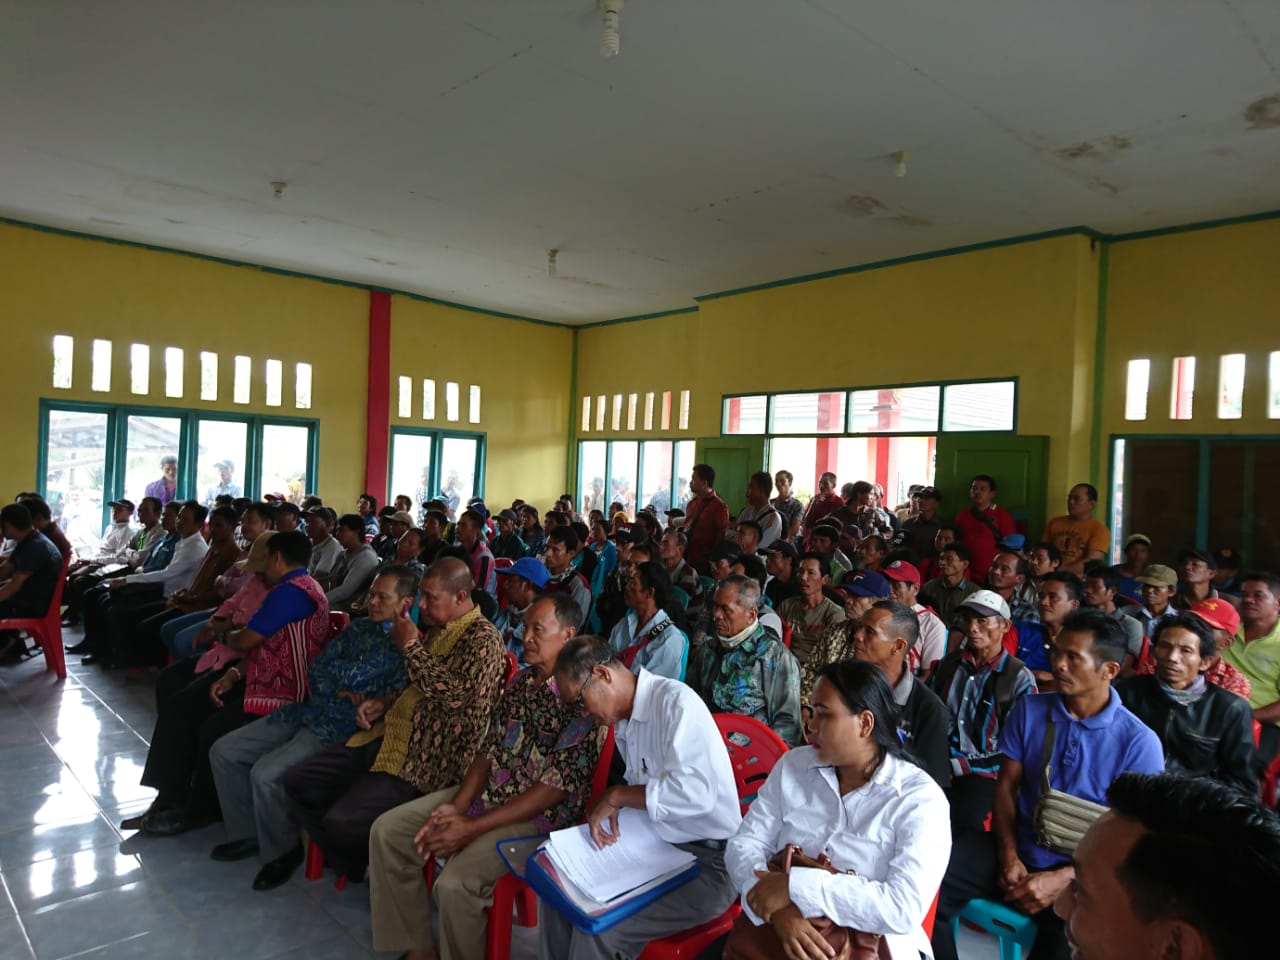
[95,521,135,562]
[617,668,743,843]
[726,748,951,960]
[124,532,209,597]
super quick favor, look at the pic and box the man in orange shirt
[1042,483,1110,575]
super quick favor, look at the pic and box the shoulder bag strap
[1040,715,1058,794]
[969,505,1004,543]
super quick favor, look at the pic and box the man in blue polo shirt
[932,608,1164,960]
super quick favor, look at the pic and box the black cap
[916,486,941,501]
[766,541,798,559]
[709,541,740,563]
[1178,547,1216,570]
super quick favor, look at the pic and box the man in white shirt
[543,635,743,960]
[736,471,782,551]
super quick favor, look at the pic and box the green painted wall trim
[1089,240,1111,488]
[566,328,580,494]
[0,215,572,329]
[693,226,1105,303]
[7,205,1280,333]
[576,306,699,331]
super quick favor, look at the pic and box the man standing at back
[681,463,729,574]
[735,471,782,550]
[1042,484,1110,575]
[954,474,1016,583]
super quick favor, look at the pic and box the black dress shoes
[252,844,304,890]
[64,640,92,654]
[211,838,260,862]
[142,808,207,836]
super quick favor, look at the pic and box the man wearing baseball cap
[903,486,943,567]
[204,459,242,506]
[883,559,947,678]
[1174,547,1224,612]
[1125,564,1179,639]
[494,557,550,661]
[491,509,528,561]
[1111,533,1151,602]
[926,589,1037,833]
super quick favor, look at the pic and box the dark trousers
[81,583,162,656]
[115,603,198,667]
[64,569,114,620]
[946,774,998,834]
[932,831,1069,960]
[140,657,252,821]
[283,739,420,877]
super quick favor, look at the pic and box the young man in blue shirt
[933,608,1164,960]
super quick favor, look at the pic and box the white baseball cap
[958,589,1012,620]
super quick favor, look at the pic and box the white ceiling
[2,0,1278,324]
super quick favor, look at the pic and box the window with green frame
[387,427,486,521]
[39,399,318,535]
[723,379,1017,437]
[577,439,696,520]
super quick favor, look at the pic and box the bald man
[280,558,507,886]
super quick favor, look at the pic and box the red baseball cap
[882,560,922,587]
[1189,598,1240,637]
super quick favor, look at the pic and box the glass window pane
[639,441,674,515]
[1218,354,1245,420]
[446,382,460,422]
[582,396,591,433]
[398,376,412,418]
[679,390,691,430]
[611,395,623,432]
[164,347,184,398]
[1122,439,1199,558]
[52,335,73,389]
[768,437,819,502]
[849,385,940,433]
[768,391,847,434]
[422,379,435,420]
[91,339,112,392]
[122,415,183,509]
[596,395,606,432]
[1125,359,1150,421]
[390,432,434,523]
[44,409,110,551]
[439,436,479,516]
[261,424,310,502]
[661,392,672,431]
[1270,353,1280,419]
[130,344,150,395]
[196,420,248,506]
[201,352,218,401]
[469,385,481,424]
[644,392,655,431]
[723,395,767,435]
[1170,356,1196,420]
[672,440,696,510]
[295,362,312,409]
[941,381,1016,431]
[233,355,251,404]
[627,393,637,431]
[265,359,283,407]
[578,441,607,518]
[609,442,638,519]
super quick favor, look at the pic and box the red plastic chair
[0,556,70,679]
[328,611,350,638]
[636,715,790,960]
[503,651,519,686]
[780,621,793,650]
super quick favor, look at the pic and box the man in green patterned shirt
[368,592,605,960]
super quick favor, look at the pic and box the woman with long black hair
[725,659,951,959]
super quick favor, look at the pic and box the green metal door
[692,437,767,515]
[933,434,1050,538]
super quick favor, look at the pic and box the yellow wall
[574,233,1103,499]
[0,222,369,500]
[387,295,574,509]
[1103,217,1280,441]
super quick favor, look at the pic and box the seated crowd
[2,468,1279,960]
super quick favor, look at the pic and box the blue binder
[496,836,701,935]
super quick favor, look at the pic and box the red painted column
[814,391,842,483]
[364,291,392,499]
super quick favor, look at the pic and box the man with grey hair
[686,575,802,745]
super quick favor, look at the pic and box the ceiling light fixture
[271,180,287,200]
[600,0,623,57]
[547,249,559,278]
[891,150,908,178]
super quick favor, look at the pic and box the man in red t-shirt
[680,463,729,575]
[953,473,1015,584]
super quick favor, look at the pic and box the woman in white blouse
[726,659,952,960]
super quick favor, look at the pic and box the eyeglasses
[577,657,612,698]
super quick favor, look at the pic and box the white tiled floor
[0,633,994,960]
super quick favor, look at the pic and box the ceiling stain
[1244,94,1280,130]
[890,213,932,227]
[1055,134,1133,162]
[842,194,887,217]
[1089,176,1120,196]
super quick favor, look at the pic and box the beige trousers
[369,786,538,960]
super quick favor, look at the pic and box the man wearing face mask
[686,575,801,746]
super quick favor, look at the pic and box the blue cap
[999,533,1027,551]
[496,557,550,590]
[840,570,892,598]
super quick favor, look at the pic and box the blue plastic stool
[951,898,1038,960]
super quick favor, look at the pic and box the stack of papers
[543,808,697,906]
